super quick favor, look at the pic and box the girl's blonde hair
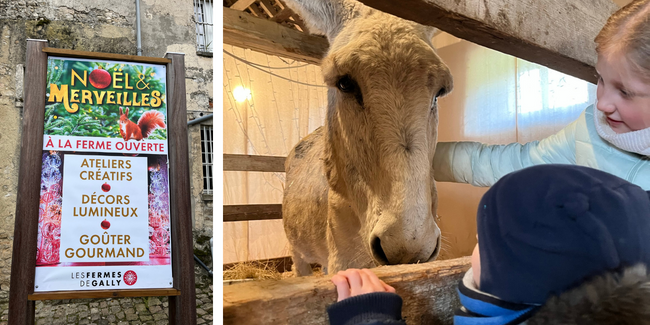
[595,0,650,80]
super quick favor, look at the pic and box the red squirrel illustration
[119,107,166,141]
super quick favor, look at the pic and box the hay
[223,261,283,281]
[223,260,324,281]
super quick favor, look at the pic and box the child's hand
[331,268,396,302]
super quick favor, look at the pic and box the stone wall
[0,0,213,318]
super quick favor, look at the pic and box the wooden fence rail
[223,154,286,172]
[224,256,471,325]
[223,154,286,222]
[223,204,283,222]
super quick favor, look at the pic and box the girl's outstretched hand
[331,268,396,302]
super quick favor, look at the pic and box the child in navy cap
[328,165,650,324]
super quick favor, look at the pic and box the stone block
[135,303,147,312]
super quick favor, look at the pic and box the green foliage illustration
[44,58,167,140]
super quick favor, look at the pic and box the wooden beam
[271,8,295,23]
[248,3,267,18]
[275,0,287,10]
[224,7,328,65]
[165,53,197,325]
[223,257,471,324]
[356,0,619,83]
[9,39,48,325]
[224,204,283,222]
[231,0,257,11]
[223,154,286,172]
[28,289,180,301]
[42,48,171,64]
[289,14,310,34]
[259,0,279,17]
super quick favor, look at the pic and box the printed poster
[34,56,173,291]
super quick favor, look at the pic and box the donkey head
[287,0,453,266]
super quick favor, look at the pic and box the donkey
[282,0,453,275]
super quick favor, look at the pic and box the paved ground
[0,281,213,325]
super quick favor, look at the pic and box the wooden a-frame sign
[8,40,197,325]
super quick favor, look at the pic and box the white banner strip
[34,265,173,292]
[43,135,168,155]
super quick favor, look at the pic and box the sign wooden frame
[8,40,196,325]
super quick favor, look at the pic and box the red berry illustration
[101,219,110,230]
[101,182,111,192]
[89,69,112,89]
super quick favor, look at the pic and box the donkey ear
[282,0,354,40]
[424,27,438,42]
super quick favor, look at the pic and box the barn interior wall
[434,33,596,259]
[223,44,327,263]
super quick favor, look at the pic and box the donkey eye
[337,75,358,93]
[431,88,446,111]
[435,88,446,99]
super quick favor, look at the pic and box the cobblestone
[0,283,213,324]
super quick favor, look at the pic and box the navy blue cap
[477,164,650,304]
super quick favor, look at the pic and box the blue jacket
[433,105,650,190]
[327,265,650,325]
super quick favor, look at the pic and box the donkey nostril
[371,236,389,265]
[427,235,442,262]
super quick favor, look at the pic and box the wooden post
[8,39,49,325]
[165,52,197,325]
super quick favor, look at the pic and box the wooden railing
[223,154,286,222]
[222,154,469,325]
[223,154,286,173]
[224,257,471,324]
[223,154,289,271]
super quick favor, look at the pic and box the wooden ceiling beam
[248,3,266,18]
[230,0,257,11]
[259,0,279,17]
[357,0,619,83]
[224,7,328,64]
[288,14,310,34]
[271,7,295,23]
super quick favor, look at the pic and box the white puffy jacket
[433,105,650,190]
